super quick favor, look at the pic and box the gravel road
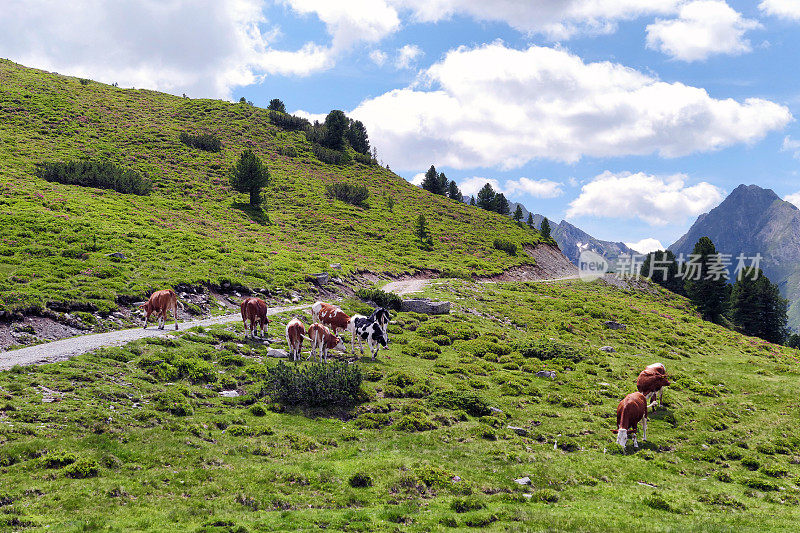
[0,304,308,370]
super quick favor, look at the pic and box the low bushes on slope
[263,361,364,407]
[35,161,152,195]
[326,182,369,207]
[179,131,222,152]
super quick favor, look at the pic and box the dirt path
[382,279,431,295]
[0,304,308,370]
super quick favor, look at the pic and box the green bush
[352,152,374,165]
[356,288,401,310]
[492,238,517,256]
[348,472,373,488]
[63,458,99,478]
[450,497,484,513]
[42,451,77,468]
[153,389,193,416]
[427,390,491,417]
[179,131,222,152]
[249,403,267,416]
[393,413,437,432]
[263,361,363,407]
[353,412,392,430]
[35,161,152,195]
[314,144,351,165]
[401,340,442,357]
[326,181,369,206]
[517,338,585,362]
[531,489,560,503]
[269,110,310,131]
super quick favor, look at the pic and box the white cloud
[566,171,724,225]
[568,177,580,187]
[283,0,401,50]
[392,0,681,39]
[782,136,800,158]
[395,44,423,69]
[457,177,563,199]
[292,109,327,123]
[351,42,791,171]
[759,0,800,20]
[625,238,666,254]
[646,1,761,61]
[369,50,388,66]
[785,191,800,207]
[410,172,425,185]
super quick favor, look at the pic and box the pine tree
[540,217,551,239]
[513,205,523,224]
[447,180,462,201]
[640,250,684,295]
[322,110,348,150]
[729,267,788,344]
[526,213,534,228]
[495,193,510,215]
[267,98,286,113]
[230,150,269,206]
[421,165,440,194]
[415,214,434,250]
[476,183,496,211]
[437,172,449,195]
[469,196,476,206]
[346,119,370,154]
[684,237,729,322]
[787,334,800,349]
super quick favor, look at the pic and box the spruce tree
[729,267,788,344]
[640,250,684,295]
[513,205,523,224]
[684,237,729,322]
[421,165,440,194]
[476,183,496,211]
[346,119,370,154]
[415,214,434,250]
[267,98,286,113]
[526,213,534,228]
[540,217,551,239]
[322,110,348,150]
[447,180,462,201]
[495,193,510,215]
[470,196,476,206]
[230,150,269,206]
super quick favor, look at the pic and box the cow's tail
[301,335,313,343]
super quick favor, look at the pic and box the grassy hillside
[1,279,799,530]
[0,59,543,317]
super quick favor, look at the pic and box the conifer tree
[447,180,462,201]
[421,165,440,194]
[469,196,476,206]
[526,213,534,228]
[640,250,684,295]
[230,150,269,206]
[513,205,523,224]
[729,267,788,344]
[267,98,286,113]
[476,183,496,211]
[346,119,370,154]
[495,193,510,215]
[684,237,729,322]
[540,217,551,239]
[322,110,348,150]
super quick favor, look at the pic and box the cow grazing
[351,316,389,358]
[241,297,269,338]
[285,317,306,361]
[636,363,670,408]
[141,289,180,330]
[613,392,648,450]
[311,301,350,335]
[368,307,391,350]
[307,323,346,362]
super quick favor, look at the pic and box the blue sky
[4,0,800,251]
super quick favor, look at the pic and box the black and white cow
[367,307,391,350]
[351,315,388,358]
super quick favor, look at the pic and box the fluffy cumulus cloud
[782,136,800,158]
[283,0,400,50]
[759,0,800,20]
[566,171,724,225]
[646,1,761,61]
[785,191,800,207]
[369,49,388,66]
[392,0,680,39]
[351,42,791,171]
[624,238,666,254]
[395,44,423,69]
[457,177,563,199]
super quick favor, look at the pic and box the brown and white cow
[307,323,346,362]
[241,297,269,338]
[141,289,180,330]
[311,301,350,335]
[636,363,670,408]
[285,317,306,361]
[613,392,648,450]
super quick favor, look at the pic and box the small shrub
[645,494,674,512]
[269,110,310,131]
[356,288,402,310]
[153,389,193,416]
[493,238,517,256]
[277,145,298,157]
[517,338,585,363]
[35,161,152,195]
[699,493,745,509]
[348,473,373,488]
[761,464,788,478]
[450,497,484,513]
[63,458,99,478]
[742,478,778,491]
[716,471,733,483]
[431,335,452,346]
[364,368,383,382]
[179,131,222,152]
[263,361,363,407]
[531,489,559,503]
[352,152,374,165]
[463,513,498,527]
[326,182,368,206]
[249,403,267,417]
[42,451,77,468]
[353,413,392,430]
[393,413,437,432]
[314,144,351,165]
[401,340,442,357]
[741,457,760,471]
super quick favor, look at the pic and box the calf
[636,363,670,408]
[307,323,346,362]
[351,316,389,358]
[311,301,350,335]
[241,297,269,338]
[613,392,648,450]
[285,317,306,361]
[141,289,180,330]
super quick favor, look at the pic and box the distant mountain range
[669,184,800,329]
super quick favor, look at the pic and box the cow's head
[374,324,388,347]
[373,307,390,325]
[139,301,152,313]
[330,335,347,352]
[615,428,628,448]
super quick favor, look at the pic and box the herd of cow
[140,289,670,451]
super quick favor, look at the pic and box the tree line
[640,237,790,345]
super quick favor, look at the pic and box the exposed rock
[489,407,504,414]
[600,346,616,353]
[107,252,126,260]
[330,263,341,270]
[401,298,450,315]
[267,348,289,358]
[219,390,239,398]
[604,320,627,330]
[311,273,330,285]
[514,476,531,485]
[452,475,461,483]
[508,426,529,436]
[535,370,556,379]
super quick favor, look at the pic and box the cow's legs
[642,418,648,443]
[174,301,179,330]
[143,310,151,329]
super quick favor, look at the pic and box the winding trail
[0,304,308,370]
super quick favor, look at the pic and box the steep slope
[546,219,641,265]
[670,184,800,328]
[0,59,548,318]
